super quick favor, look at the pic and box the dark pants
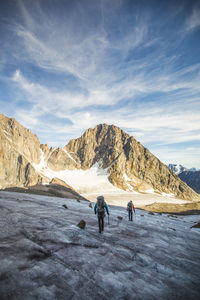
[98,212,104,233]
[128,210,133,221]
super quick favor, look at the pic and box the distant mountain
[0,112,199,201]
[188,168,198,172]
[167,164,200,194]
[178,171,200,194]
[168,164,199,174]
[168,164,187,174]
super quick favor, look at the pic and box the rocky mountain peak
[65,123,131,169]
[65,123,199,200]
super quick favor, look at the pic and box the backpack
[127,201,132,211]
[96,197,105,214]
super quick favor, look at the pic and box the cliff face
[0,113,198,200]
[0,113,41,189]
[47,147,80,171]
[65,124,130,169]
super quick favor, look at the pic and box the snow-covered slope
[33,151,186,204]
[0,191,199,299]
[33,150,124,194]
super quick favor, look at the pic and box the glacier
[0,190,200,299]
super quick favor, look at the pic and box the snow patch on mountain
[145,188,155,194]
[32,152,193,204]
[3,130,12,143]
[162,192,174,197]
[123,173,139,193]
[33,152,123,194]
[62,148,77,163]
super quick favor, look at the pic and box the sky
[0,0,200,168]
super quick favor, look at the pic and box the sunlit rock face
[47,147,80,171]
[0,113,199,200]
[0,113,41,188]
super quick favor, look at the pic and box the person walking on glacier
[94,195,109,233]
[127,200,135,221]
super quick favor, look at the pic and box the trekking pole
[108,214,110,225]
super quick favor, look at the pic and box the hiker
[94,195,109,233]
[127,200,135,221]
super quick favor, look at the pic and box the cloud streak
[185,3,200,31]
[0,0,200,167]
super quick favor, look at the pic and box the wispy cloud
[0,0,200,167]
[12,69,200,148]
[185,4,200,31]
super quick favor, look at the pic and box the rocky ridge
[0,113,199,201]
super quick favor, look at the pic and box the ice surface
[0,191,199,299]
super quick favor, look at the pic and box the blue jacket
[94,202,109,215]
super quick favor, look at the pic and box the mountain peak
[64,125,198,200]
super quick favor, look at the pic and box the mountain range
[168,164,200,194]
[168,164,199,174]
[0,112,199,201]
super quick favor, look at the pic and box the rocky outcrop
[40,144,54,161]
[141,201,200,214]
[49,177,74,190]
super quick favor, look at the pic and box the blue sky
[0,0,200,168]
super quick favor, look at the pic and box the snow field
[33,150,187,205]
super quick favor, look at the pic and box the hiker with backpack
[127,200,135,221]
[94,195,109,233]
